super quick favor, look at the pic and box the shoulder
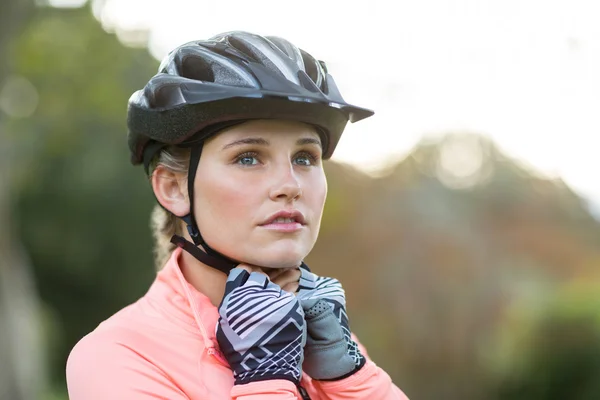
[66,323,190,400]
[66,300,162,383]
[69,302,149,355]
[66,322,150,378]
[66,327,140,397]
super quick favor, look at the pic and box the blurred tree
[0,0,45,399]
[6,2,158,396]
[495,283,600,400]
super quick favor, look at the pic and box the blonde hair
[148,146,191,270]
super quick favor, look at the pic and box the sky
[53,0,600,206]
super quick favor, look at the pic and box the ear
[151,165,190,217]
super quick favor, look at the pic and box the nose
[269,164,302,202]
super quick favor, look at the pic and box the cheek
[194,174,257,234]
[320,175,328,205]
[309,173,328,227]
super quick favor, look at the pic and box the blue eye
[238,156,258,165]
[235,152,259,165]
[294,152,318,166]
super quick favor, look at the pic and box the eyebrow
[221,136,322,150]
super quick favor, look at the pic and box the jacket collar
[147,247,219,350]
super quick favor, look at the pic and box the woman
[66,31,409,399]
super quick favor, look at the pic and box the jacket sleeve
[66,333,190,400]
[308,334,410,400]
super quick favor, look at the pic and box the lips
[260,210,306,226]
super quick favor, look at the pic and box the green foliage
[495,284,600,400]
[10,5,159,386]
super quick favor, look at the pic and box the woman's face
[193,119,328,269]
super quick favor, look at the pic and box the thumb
[301,298,332,320]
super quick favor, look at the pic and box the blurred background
[2,0,600,399]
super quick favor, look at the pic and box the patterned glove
[296,266,366,380]
[216,268,307,385]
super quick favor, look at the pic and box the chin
[246,245,308,269]
[213,233,315,269]
[251,254,304,269]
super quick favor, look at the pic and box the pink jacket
[66,248,409,399]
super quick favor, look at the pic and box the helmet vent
[180,55,215,83]
[300,50,324,90]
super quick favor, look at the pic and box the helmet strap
[170,235,236,275]
[184,145,202,246]
[176,144,238,274]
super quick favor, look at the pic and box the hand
[216,266,307,385]
[295,265,366,380]
[267,267,302,293]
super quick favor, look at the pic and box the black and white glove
[296,266,366,380]
[216,268,307,385]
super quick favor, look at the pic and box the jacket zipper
[207,348,229,367]
[297,384,311,400]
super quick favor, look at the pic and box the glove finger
[309,277,346,307]
[299,261,311,272]
[246,271,270,288]
[296,267,317,297]
[264,278,291,297]
[223,268,251,297]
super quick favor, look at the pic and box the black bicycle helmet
[127,31,374,274]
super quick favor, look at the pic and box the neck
[179,248,228,307]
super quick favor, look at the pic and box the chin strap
[170,235,237,275]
